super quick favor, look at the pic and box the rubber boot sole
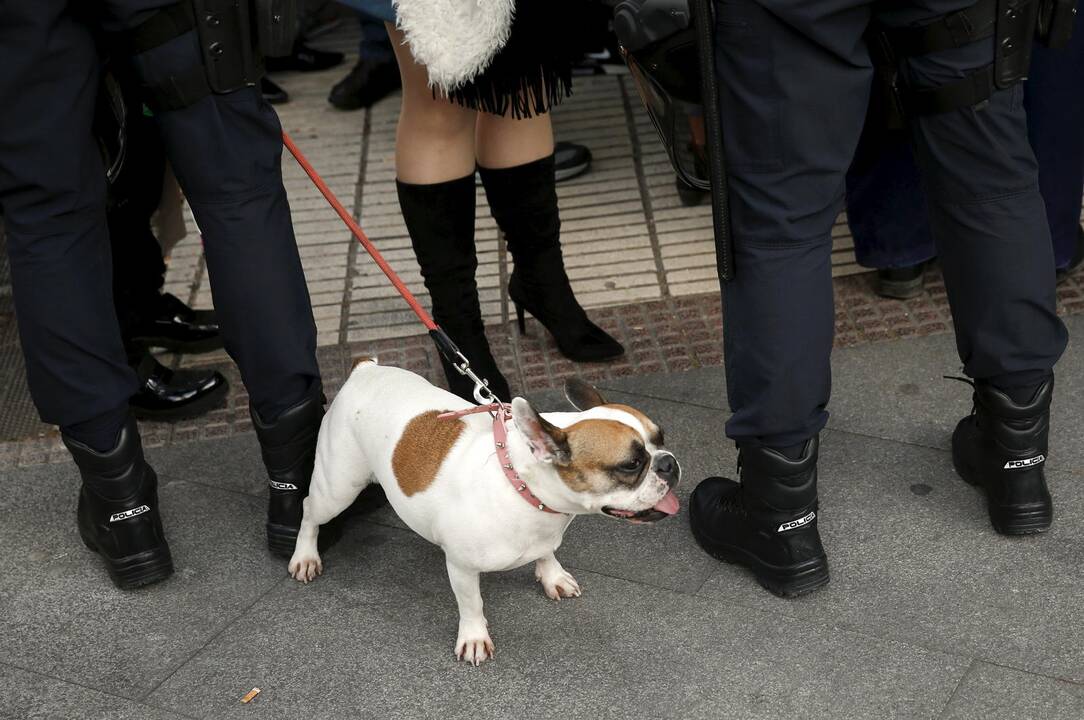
[80,531,173,590]
[951,449,1052,535]
[267,522,299,559]
[689,502,829,598]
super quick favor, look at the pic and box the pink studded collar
[438,403,564,515]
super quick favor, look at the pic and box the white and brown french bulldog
[288,359,680,665]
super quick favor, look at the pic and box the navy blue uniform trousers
[846,6,1084,270]
[714,0,1069,447]
[0,1,319,433]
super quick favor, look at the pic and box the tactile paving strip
[0,230,48,447]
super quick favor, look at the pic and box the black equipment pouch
[254,0,298,58]
[869,0,1055,118]
[125,1,269,110]
[192,0,263,93]
[1037,0,1077,47]
[994,0,1040,88]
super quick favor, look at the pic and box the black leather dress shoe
[261,76,289,105]
[129,353,228,421]
[129,293,223,354]
[874,262,927,299]
[63,419,174,590]
[328,57,401,110]
[554,142,592,182]
[265,42,344,73]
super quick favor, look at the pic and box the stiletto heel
[508,274,623,361]
[479,156,624,363]
[515,302,527,334]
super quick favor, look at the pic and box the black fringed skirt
[444,1,575,118]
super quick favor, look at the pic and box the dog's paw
[288,551,323,584]
[536,564,582,601]
[454,623,494,667]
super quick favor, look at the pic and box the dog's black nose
[654,453,679,485]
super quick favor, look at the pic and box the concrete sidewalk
[2,317,1082,719]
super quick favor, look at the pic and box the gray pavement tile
[939,662,1084,720]
[0,663,190,720]
[596,365,728,410]
[147,522,967,720]
[0,465,286,700]
[145,434,266,497]
[698,431,1084,683]
[824,331,972,452]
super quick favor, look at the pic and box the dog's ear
[565,378,608,411]
[511,398,571,465]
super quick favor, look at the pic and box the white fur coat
[393,0,516,92]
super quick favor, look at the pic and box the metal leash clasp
[429,327,501,405]
[450,351,498,405]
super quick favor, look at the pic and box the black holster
[1037,0,1078,48]
[253,0,298,58]
[192,0,262,93]
[126,0,297,110]
[994,0,1040,89]
[865,0,1076,122]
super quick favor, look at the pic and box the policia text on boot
[618,0,1075,596]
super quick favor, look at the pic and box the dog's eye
[618,457,645,474]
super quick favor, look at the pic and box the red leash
[282,131,436,330]
[282,131,499,403]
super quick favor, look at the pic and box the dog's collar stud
[437,403,565,515]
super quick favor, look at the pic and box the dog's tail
[350,356,379,371]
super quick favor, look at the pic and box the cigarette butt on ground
[240,687,261,704]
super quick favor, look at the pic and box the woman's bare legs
[475,108,554,169]
[387,24,477,183]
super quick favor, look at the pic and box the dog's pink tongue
[653,491,680,516]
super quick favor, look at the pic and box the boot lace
[719,452,747,515]
[944,375,977,416]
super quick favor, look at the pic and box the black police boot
[689,437,829,597]
[951,378,1053,535]
[129,293,223,355]
[251,387,328,558]
[63,418,174,590]
[129,353,229,421]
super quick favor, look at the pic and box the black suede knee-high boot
[396,175,511,402]
[479,155,623,362]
